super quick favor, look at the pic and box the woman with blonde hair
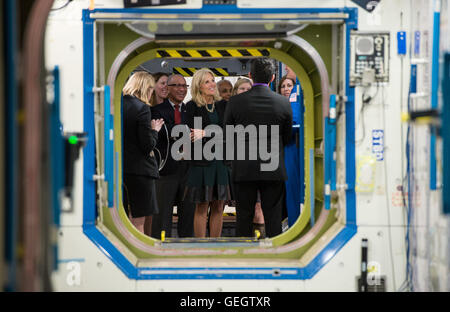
[122,71,156,105]
[122,71,164,236]
[231,77,253,96]
[184,68,231,238]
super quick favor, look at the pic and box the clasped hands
[151,120,205,142]
[190,128,206,142]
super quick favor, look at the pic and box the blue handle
[330,95,337,192]
[324,94,337,210]
[104,86,114,207]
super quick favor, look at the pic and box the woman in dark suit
[122,71,164,236]
[184,68,231,238]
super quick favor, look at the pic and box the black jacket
[224,85,293,182]
[185,99,226,166]
[151,98,188,176]
[122,95,159,178]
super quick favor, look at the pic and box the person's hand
[151,118,164,132]
[190,128,205,142]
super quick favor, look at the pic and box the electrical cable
[335,98,345,122]
[398,0,413,291]
[356,83,380,145]
[398,62,415,292]
[398,118,413,292]
[380,83,398,291]
[398,1,416,290]
[50,0,73,11]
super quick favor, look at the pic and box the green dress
[184,104,231,203]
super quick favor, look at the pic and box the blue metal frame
[430,4,440,190]
[324,94,337,210]
[81,6,357,280]
[82,10,97,230]
[84,226,138,279]
[104,86,114,207]
[49,66,64,271]
[443,53,450,214]
[345,12,357,226]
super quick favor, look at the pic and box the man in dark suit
[224,58,293,238]
[151,74,195,239]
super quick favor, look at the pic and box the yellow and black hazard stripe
[173,67,232,77]
[156,48,270,58]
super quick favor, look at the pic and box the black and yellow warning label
[156,48,270,58]
[173,67,232,76]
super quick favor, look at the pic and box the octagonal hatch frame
[81,6,357,280]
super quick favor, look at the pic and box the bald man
[151,74,195,239]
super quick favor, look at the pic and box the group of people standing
[122,58,300,240]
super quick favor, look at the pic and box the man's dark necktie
[174,104,181,125]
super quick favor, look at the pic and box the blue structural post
[443,53,450,214]
[82,10,97,225]
[49,66,64,271]
[345,9,358,227]
[430,2,440,190]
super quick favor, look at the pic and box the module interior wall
[353,0,412,229]
[408,0,450,292]
[45,8,86,228]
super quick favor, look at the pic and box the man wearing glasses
[151,74,195,239]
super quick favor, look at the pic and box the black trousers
[151,162,195,239]
[234,180,285,238]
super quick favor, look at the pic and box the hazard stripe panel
[173,67,231,76]
[156,48,270,58]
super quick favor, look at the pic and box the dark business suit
[224,85,293,237]
[122,95,159,217]
[150,99,195,238]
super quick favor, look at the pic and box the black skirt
[123,174,158,218]
[184,160,231,203]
